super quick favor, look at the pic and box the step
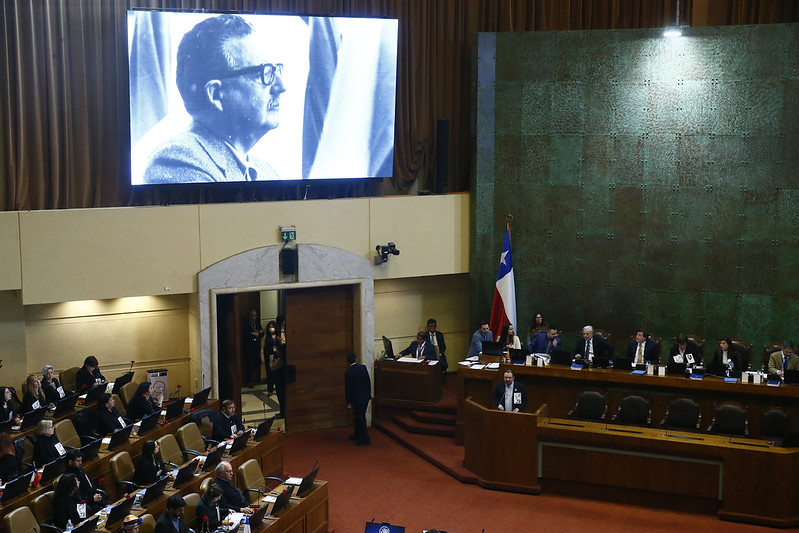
[392,413,456,437]
[410,410,457,426]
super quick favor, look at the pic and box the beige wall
[0,194,470,389]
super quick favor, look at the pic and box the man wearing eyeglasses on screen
[142,14,285,184]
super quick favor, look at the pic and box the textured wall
[473,24,799,367]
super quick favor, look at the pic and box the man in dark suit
[213,461,255,515]
[75,355,106,392]
[626,330,659,365]
[397,332,438,361]
[493,369,528,412]
[155,495,189,533]
[669,334,701,368]
[212,400,245,442]
[345,352,372,446]
[573,325,609,365]
[425,318,448,374]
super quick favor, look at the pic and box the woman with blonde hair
[22,374,51,412]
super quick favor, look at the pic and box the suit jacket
[155,511,190,533]
[75,367,105,392]
[33,433,62,467]
[711,349,742,372]
[134,455,167,486]
[767,351,799,374]
[42,378,66,405]
[215,478,249,513]
[197,495,226,531]
[345,363,372,405]
[142,121,280,184]
[22,390,46,413]
[0,453,19,481]
[573,336,609,361]
[668,345,701,366]
[493,381,529,412]
[65,465,104,513]
[95,406,126,436]
[398,341,438,361]
[53,493,81,530]
[626,338,659,365]
[529,330,561,354]
[127,394,159,421]
[424,331,446,356]
[212,411,245,442]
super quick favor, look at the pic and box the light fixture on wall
[374,243,400,265]
[663,0,683,37]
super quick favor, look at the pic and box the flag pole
[506,213,513,240]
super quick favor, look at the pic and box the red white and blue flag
[489,229,517,339]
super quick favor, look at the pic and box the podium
[374,359,442,403]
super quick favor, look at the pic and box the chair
[729,337,753,371]
[14,435,35,474]
[118,381,138,409]
[762,343,784,374]
[683,334,705,362]
[157,433,198,467]
[30,490,55,524]
[112,393,126,417]
[54,419,95,449]
[176,422,218,456]
[708,403,748,436]
[2,506,39,533]
[761,407,788,440]
[73,407,97,436]
[237,458,281,505]
[59,367,80,393]
[593,328,615,356]
[568,390,607,421]
[139,514,155,533]
[183,492,200,530]
[109,451,139,496]
[612,395,651,427]
[661,398,702,431]
[190,408,217,440]
[200,477,213,496]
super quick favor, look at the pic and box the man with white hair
[572,325,609,364]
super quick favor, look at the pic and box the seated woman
[126,382,163,421]
[41,364,69,404]
[95,393,127,436]
[33,419,66,468]
[497,323,521,350]
[0,433,19,483]
[52,473,83,530]
[196,484,227,531]
[0,388,20,424]
[711,337,742,373]
[133,440,167,486]
[22,374,52,413]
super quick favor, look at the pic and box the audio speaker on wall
[281,248,298,275]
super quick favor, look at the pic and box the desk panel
[374,360,441,403]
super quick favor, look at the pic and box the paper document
[485,362,500,369]
[397,356,422,363]
[469,364,486,370]
[458,361,472,366]
[285,476,302,485]
[466,356,479,362]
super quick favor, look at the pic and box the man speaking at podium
[493,369,527,412]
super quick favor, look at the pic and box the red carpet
[282,425,774,533]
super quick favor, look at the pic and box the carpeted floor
[282,425,775,533]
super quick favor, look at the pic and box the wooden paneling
[285,285,353,432]
[374,360,442,403]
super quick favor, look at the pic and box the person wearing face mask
[261,320,279,396]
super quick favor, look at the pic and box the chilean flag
[489,229,517,340]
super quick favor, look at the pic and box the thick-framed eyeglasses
[216,63,284,86]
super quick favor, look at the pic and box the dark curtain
[0,0,796,210]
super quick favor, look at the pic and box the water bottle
[66,519,74,531]
[242,515,251,533]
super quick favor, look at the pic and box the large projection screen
[128,10,398,185]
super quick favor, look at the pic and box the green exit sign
[280,225,297,241]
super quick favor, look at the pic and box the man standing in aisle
[425,318,448,374]
[344,352,372,446]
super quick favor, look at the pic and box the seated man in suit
[155,495,189,533]
[397,332,437,361]
[214,461,255,515]
[572,325,609,365]
[467,321,493,357]
[767,341,799,377]
[529,325,561,354]
[212,400,245,442]
[626,330,659,365]
[493,369,528,412]
[669,334,701,368]
[711,337,742,373]
[75,355,106,392]
[425,318,448,374]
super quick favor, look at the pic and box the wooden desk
[263,480,328,533]
[457,364,799,441]
[462,397,799,527]
[374,360,442,404]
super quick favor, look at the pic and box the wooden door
[216,291,261,417]
[285,285,354,432]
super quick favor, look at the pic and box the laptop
[784,369,799,385]
[40,456,68,484]
[84,384,106,405]
[229,430,252,455]
[509,348,527,364]
[108,424,135,450]
[592,356,611,369]
[480,341,503,356]
[164,398,186,422]
[201,445,226,473]
[105,496,136,527]
[112,372,135,394]
[706,363,741,379]
[191,387,212,408]
[248,501,272,530]
[381,336,395,359]
[71,516,100,533]
[137,410,161,436]
[80,438,103,462]
[140,476,170,506]
[364,523,405,533]
[20,407,47,430]
[549,350,573,367]
[270,489,292,516]
[612,357,634,371]
[297,465,319,498]
[253,417,275,441]
[53,393,80,417]
[172,460,198,488]
[0,473,30,502]
[666,362,687,376]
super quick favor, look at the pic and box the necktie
[784,355,789,371]
[636,343,643,364]
[417,345,422,358]
[586,340,590,358]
